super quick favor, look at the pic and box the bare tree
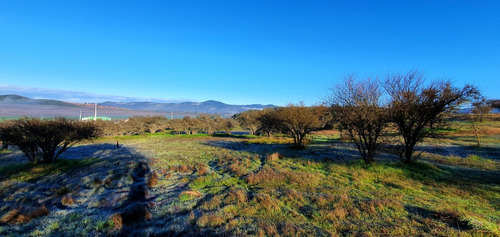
[198,114,222,134]
[276,103,325,148]
[142,116,169,134]
[384,71,479,164]
[219,118,237,135]
[257,108,281,137]
[328,76,388,164]
[0,118,101,163]
[169,117,188,134]
[468,97,493,146]
[234,110,262,135]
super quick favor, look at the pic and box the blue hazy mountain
[101,100,276,114]
[0,94,276,117]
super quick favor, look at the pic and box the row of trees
[95,107,330,149]
[328,71,479,164]
[236,71,481,165]
[0,71,483,165]
[95,115,237,137]
[235,105,331,148]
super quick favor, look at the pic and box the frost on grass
[1,130,499,236]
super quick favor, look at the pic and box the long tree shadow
[205,137,499,185]
[417,144,500,160]
[0,142,157,236]
[205,137,500,211]
[204,138,398,163]
[390,161,500,186]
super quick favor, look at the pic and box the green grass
[123,133,499,236]
[1,116,499,236]
[0,158,100,182]
[422,152,500,170]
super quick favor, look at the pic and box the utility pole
[171,112,173,120]
[94,102,97,121]
[79,111,82,121]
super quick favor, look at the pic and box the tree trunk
[404,148,413,164]
[471,120,481,147]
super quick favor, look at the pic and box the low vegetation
[329,76,388,164]
[0,114,499,236]
[384,71,479,164]
[0,117,100,163]
[0,72,498,236]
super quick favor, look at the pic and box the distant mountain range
[101,100,275,114]
[0,94,80,107]
[0,94,276,118]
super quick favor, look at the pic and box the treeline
[95,106,332,148]
[95,115,237,137]
[234,105,331,147]
[327,71,479,164]
[1,70,486,166]
[93,71,482,165]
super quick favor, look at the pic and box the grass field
[0,116,499,236]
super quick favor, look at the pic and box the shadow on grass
[418,144,500,161]
[405,205,473,231]
[0,143,153,236]
[0,143,131,182]
[387,161,500,186]
[205,138,397,163]
[0,158,101,183]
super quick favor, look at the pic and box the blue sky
[0,1,499,106]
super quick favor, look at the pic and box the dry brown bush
[247,166,285,185]
[258,221,279,236]
[266,152,281,162]
[229,160,245,175]
[283,189,306,207]
[197,214,225,227]
[201,194,223,210]
[281,222,300,237]
[225,188,247,205]
[314,195,329,209]
[146,171,158,188]
[247,166,321,190]
[255,193,280,211]
[333,207,348,220]
[109,213,123,230]
[169,165,192,173]
[195,163,207,175]
[0,205,49,224]
[179,165,189,173]
[348,207,361,218]
[61,195,75,205]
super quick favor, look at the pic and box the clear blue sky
[1,1,499,106]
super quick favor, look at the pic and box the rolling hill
[101,100,275,114]
[0,94,276,118]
